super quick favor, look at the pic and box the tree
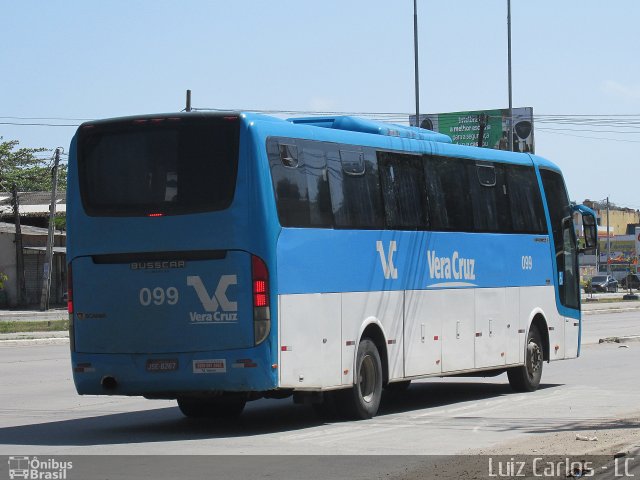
[0,138,67,192]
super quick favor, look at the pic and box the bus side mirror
[582,213,597,255]
[572,204,597,255]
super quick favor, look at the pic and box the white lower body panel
[278,285,570,389]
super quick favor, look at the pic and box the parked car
[589,275,618,293]
[620,274,640,290]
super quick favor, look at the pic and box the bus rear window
[78,116,239,216]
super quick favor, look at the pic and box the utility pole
[507,0,513,151]
[40,148,61,311]
[186,90,192,112]
[413,0,420,126]
[12,185,27,306]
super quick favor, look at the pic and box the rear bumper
[71,345,277,396]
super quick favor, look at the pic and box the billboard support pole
[413,0,420,126]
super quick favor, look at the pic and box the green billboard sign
[411,107,535,153]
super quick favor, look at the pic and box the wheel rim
[358,354,377,403]
[526,340,542,380]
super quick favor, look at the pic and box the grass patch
[0,320,69,334]
[582,296,640,303]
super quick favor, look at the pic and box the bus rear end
[67,113,276,417]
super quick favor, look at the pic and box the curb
[0,337,69,346]
[0,331,69,345]
[584,308,640,315]
[0,313,68,323]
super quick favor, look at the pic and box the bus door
[539,169,579,358]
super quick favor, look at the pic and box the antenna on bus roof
[185,90,192,112]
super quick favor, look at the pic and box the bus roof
[288,116,452,143]
[75,111,562,172]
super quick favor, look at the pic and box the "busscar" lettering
[131,260,185,270]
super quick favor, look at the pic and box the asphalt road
[582,308,640,344]
[0,309,638,479]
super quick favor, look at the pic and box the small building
[0,191,66,307]
[0,191,66,229]
[581,200,640,237]
[0,223,66,307]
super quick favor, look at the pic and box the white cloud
[602,80,640,101]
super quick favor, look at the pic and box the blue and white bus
[67,112,597,419]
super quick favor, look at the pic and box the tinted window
[328,147,384,229]
[540,169,579,309]
[423,155,473,231]
[378,152,429,229]
[266,137,551,237]
[79,116,240,216]
[268,139,332,228]
[505,165,546,234]
[467,162,511,233]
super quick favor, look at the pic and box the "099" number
[521,256,533,270]
[139,287,179,306]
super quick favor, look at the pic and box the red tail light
[251,255,271,345]
[252,256,269,308]
[67,262,73,314]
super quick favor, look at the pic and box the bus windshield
[78,116,239,216]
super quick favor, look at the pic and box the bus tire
[177,396,246,419]
[507,326,544,392]
[340,338,383,419]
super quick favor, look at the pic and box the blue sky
[2,1,639,207]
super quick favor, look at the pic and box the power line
[0,116,94,121]
[536,128,640,143]
[0,122,80,127]
[4,111,640,144]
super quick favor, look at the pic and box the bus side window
[423,155,473,232]
[328,147,384,229]
[377,151,429,230]
[267,138,332,228]
[504,165,546,234]
[467,162,511,233]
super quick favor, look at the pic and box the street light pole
[413,0,420,126]
[507,0,513,151]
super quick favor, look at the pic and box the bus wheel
[177,396,246,418]
[507,326,544,392]
[340,338,383,419]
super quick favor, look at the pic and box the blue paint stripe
[276,229,554,295]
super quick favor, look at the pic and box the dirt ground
[466,416,640,457]
[394,416,640,480]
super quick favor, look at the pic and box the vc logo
[376,241,398,280]
[187,275,238,312]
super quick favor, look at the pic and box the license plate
[146,359,179,372]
